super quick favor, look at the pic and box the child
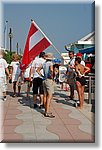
[10,54,21,97]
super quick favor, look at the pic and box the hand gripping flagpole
[31,19,63,57]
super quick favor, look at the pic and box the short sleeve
[50,62,53,66]
[31,60,36,67]
[10,62,13,67]
[4,59,8,68]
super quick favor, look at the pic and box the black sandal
[44,113,55,118]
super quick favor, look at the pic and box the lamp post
[6,21,8,50]
[20,48,22,56]
[4,21,8,50]
[16,42,18,54]
[4,23,6,49]
[8,28,13,53]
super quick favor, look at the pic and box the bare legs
[33,94,44,108]
[13,81,21,96]
[76,81,85,109]
[40,94,44,106]
[43,93,52,114]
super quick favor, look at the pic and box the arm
[49,65,53,79]
[17,71,24,85]
[5,67,11,80]
[29,67,34,78]
[5,68,9,76]
[75,65,79,73]
[36,66,44,77]
[9,66,13,75]
[84,66,90,74]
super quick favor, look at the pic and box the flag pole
[31,19,62,56]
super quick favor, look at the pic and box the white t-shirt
[69,57,75,67]
[32,57,46,78]
[0,58,8,77]
[10,61,21,75]
[68,57,75,72]
[24,65,31,78]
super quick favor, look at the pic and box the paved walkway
[0,83,95,143]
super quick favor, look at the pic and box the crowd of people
[0,48,90,118]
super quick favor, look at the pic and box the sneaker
[34,104,38,109]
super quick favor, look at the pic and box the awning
[79,46,95,54]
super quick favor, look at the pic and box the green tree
[3,50,14,64]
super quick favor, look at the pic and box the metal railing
[85,74,95,104]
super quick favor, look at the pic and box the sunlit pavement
[0,83,95,143]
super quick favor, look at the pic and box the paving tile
[49,119,64,125]
[33,120,51,125]
[2,133,23,142]
[5,114,16,120]
[22,133,37,142]
[16,113,33,120]
[79,124,95,135]
[4,119,23,126]
[3,126,17,134]
[15,123,35,134]
[61,118,81,125]
[34,124,49,133]
[47,124,73,142]
[36,132,59,142]
[6,109,22,115]
[65,125,94,142]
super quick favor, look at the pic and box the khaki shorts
[0,76,7,92]
[43,79,54,95]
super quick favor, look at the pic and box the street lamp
[6,21,8,50]
[8,28,13,53]
[16,42,18,54]
[4,21,8,50]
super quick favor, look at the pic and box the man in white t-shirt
[30,52,46,108]
[0,49,10,101]
[67,51,76,100]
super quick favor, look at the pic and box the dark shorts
[33,77,44,95]
[76,76,86,86]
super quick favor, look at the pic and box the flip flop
[44,113,55,118]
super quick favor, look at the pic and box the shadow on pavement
[18,96,44,115]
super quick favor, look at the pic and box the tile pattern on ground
[0,83,95,142]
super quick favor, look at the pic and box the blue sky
[3,1,94,58]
